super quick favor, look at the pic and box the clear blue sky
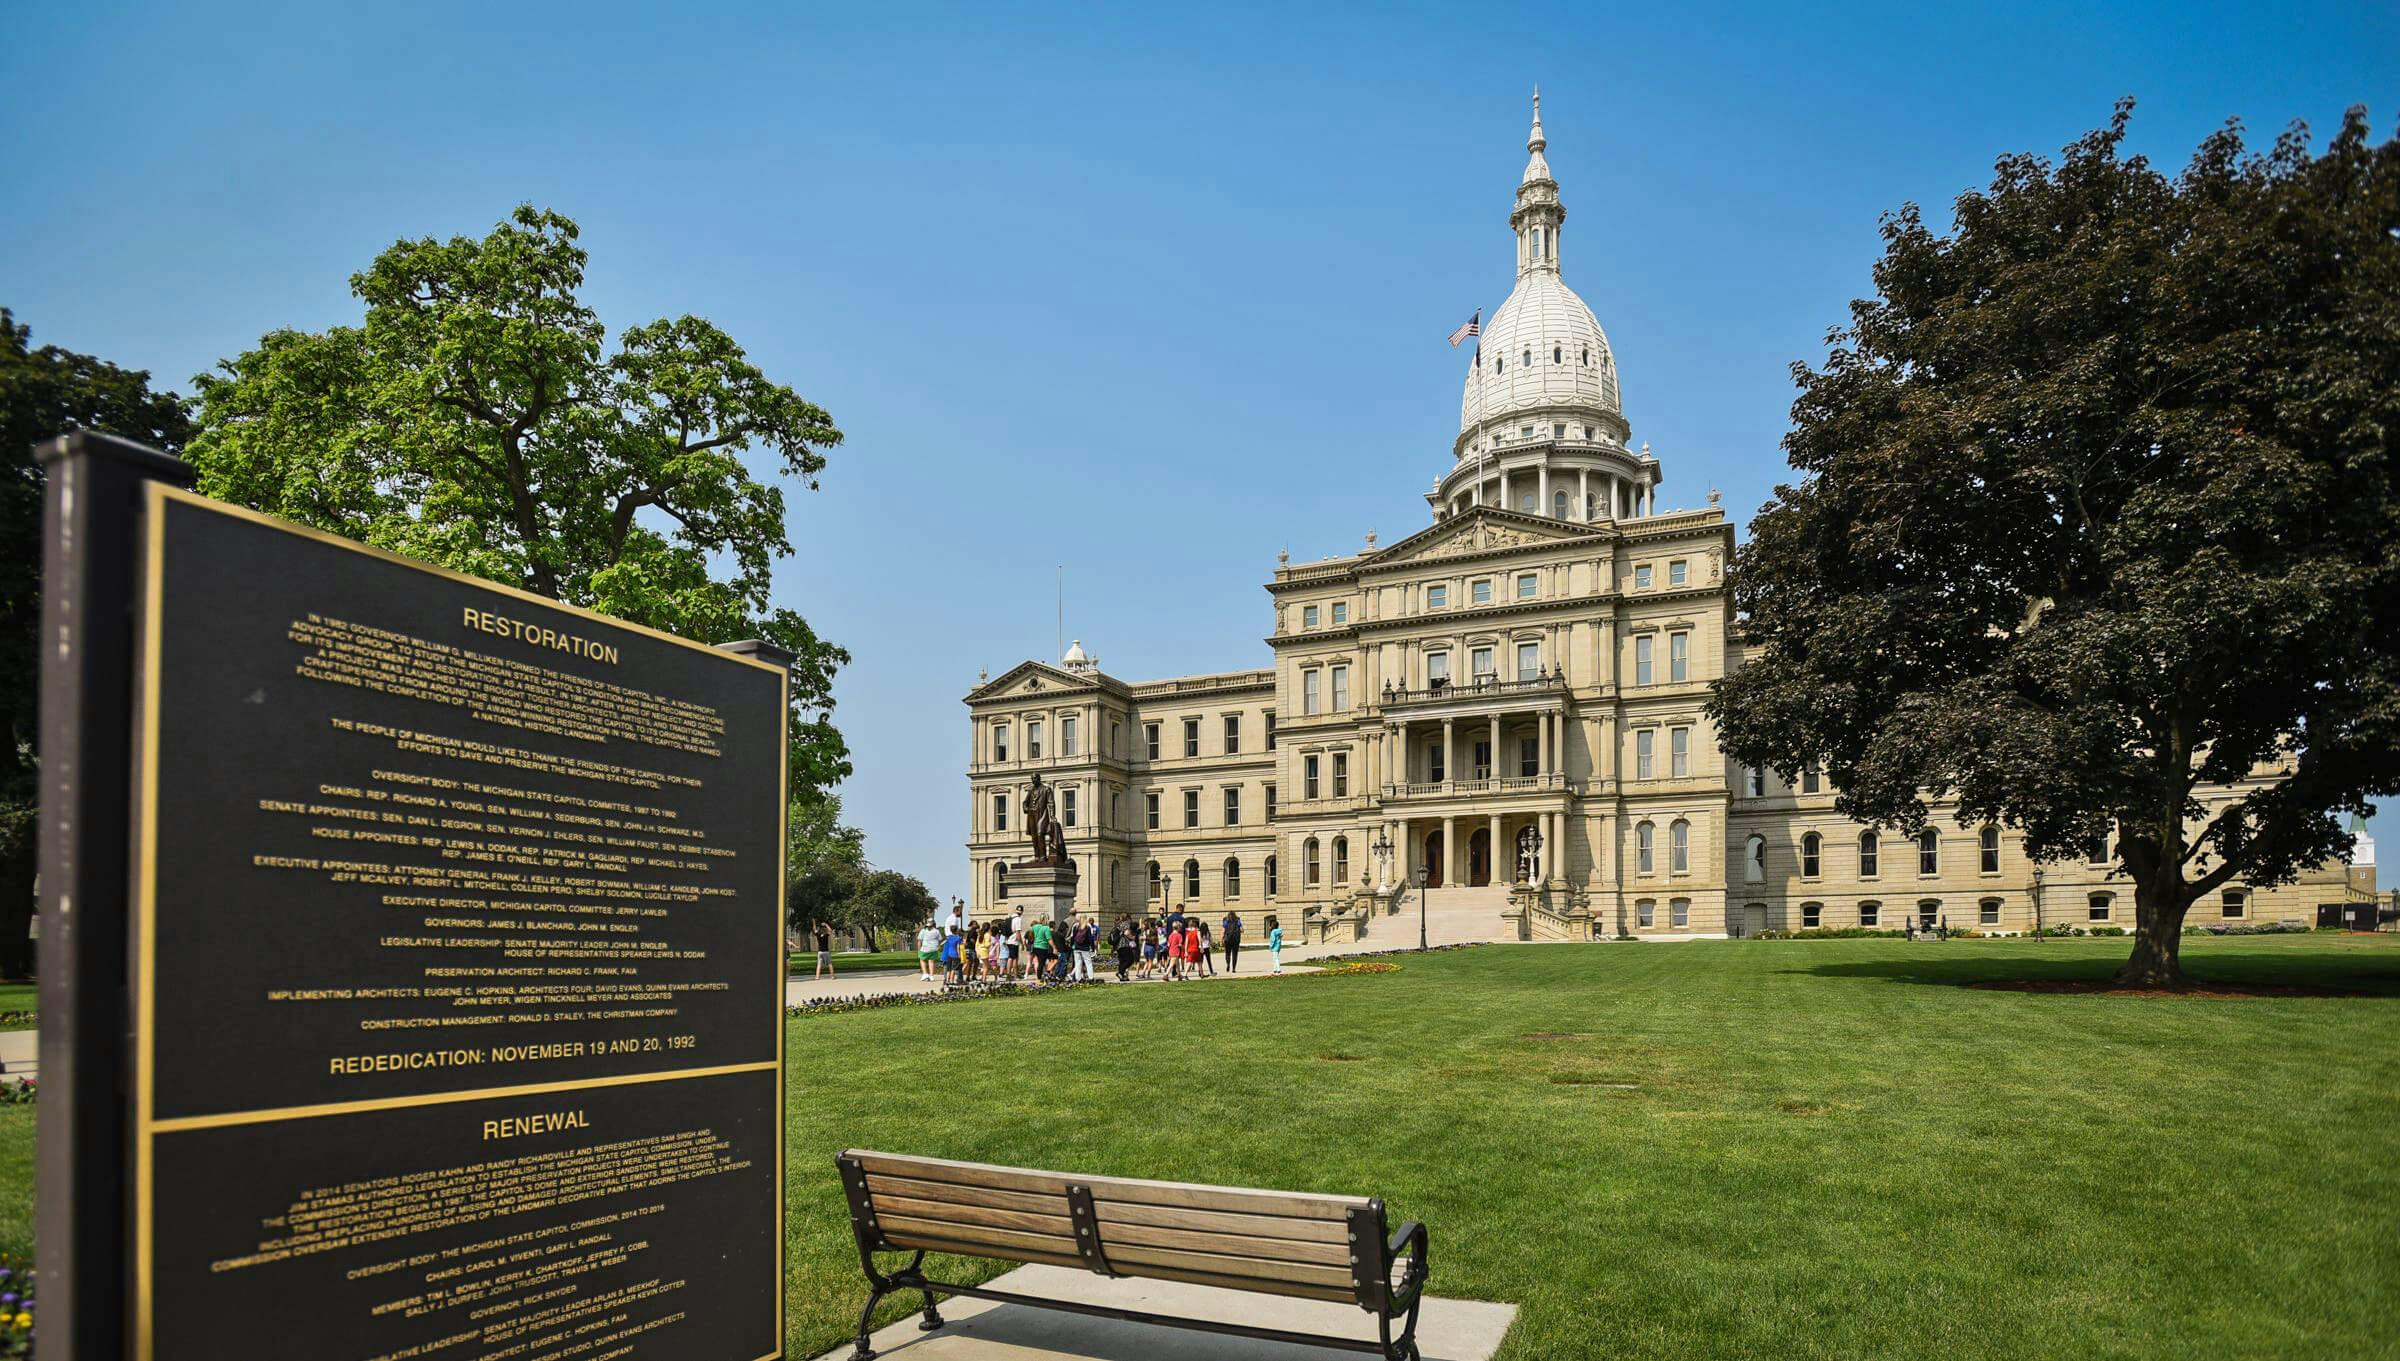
[6,1,2393,902]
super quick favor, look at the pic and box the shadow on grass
[1784,949,2400,998]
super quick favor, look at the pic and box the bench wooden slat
[1093,1200,1349,1244]
[879,1230,1090,1274]
[865,1173,1064,1217]
[869,1193,1074,1239]
[1097,1219,1351,1266]
[1101,1242,1356,1290]
[877,1215,1080,1259]
[1104,1259,1359,1304]
[848,1150,1364,1221]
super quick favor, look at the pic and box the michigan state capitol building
[962,96,2368,943]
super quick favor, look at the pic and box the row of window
[1757,826,2005,881]
[1631,631,1691,686]
[1147,855,1283,900]
[1631,727,1694,781]
[990,712,1286,765]
[1630,560,1687,590]
[1417,735,1544,782]
[1145,714,1276,761]
[1483,342,1593,373]
[990,714,1089,762]
[1418,640,1549,689]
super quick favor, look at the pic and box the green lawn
[0,986,32,1030]
[788,950,921,974]
[783,934,2400,1359]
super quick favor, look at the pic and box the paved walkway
[814,1262,1514,1360]
[0,1029,33,1081]
[788,959,1316,1006]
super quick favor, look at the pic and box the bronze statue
[1020,771,1070,868]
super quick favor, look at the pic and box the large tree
[186,205,852,807]
[0,311,194,977]
[1708,104,2400,985]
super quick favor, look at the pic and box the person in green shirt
[1028,918,1055,980]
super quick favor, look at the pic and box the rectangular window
[1303,670,1320,716]
[1145,723,1160,761]
[1519,737,1538,777]
[1304,755,1321,800]
[1979,899,2001,926]
[1801,768,1821,794]
[1472,579,1493,604]
[1027,720,1043,759]
[1634,564,1653,590]
[1636,730,1654,780]
[1919,833,1939,877]
[1637,823,1655,873]
[1063,789,1077,827]
[1109,720,1120,757]
[1223,714,1240,754]
[993,793,1009,830]
[1670,822,1690,873]
[1332,752,1349,797]
[1110,792,1120,826]
[1331,666,1348,712]
[1264,785,1277,820]
[1145,793,1160,830]
[1427,652,1450,684]
[1669,559,1688,586]
[1670,726,1690,779]
[1861,836,1880,878]
[1183,790,1199,828]
[1803,902,1823,929]
[1635,636,1654,686]
[1516,641,1539,681]
[1670,898,1690,928]
[1224,787,1240,825]
[2089,894,2112,922]
[2222,890,2247,919]
[1670,631,1689,683]
[1472,740,1492,780]
[1429,744,1446,781]
[1746,766,1766,798]
[1183,719,1200,758]
[1265,713,1277,749]
[1860,902,1880,927]
[1471,646,1494,680]
[993,723,1010,762]
[2087,832,2110,864]
[1516,573,1537,599]
[1303,605,1319,629]
[1331,602,1347,625]
[1637,899,1655,928]
[1427,584,1448,610]
[1980,831,2001,875]
[1062,716,1078,756]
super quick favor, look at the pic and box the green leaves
[187,205,853,799]
[1709,105,2400,981]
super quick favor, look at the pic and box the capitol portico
[963,96,2364,941]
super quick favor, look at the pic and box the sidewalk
[787,960,1316,1007]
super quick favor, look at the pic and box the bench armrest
[1385,1219,1429,1309]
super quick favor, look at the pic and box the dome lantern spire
[1512,87,1562,277]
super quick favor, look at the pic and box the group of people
[912,904,1284,987]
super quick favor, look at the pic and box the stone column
[1442,817,1457,889]
[1538,712,1552,776]
[1487,712,1500,781]
[1489,812,1503,882]
[1539,464,1551,517]
[1441,717,1455,786]
[1578,467,1590,520]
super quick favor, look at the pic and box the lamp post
[2031,864,2046,942]
[1524,824,1544,885]
[1413,865,1430,951]
[1370,829,1393,894]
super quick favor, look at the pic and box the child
[1266,914,1284,974]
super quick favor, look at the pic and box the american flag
[1447,308,1481,347]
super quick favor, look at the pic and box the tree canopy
[1707,103,2400,984]
[186,206,853,805]
[0,310,194,976]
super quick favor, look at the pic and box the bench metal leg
[918,1287,946,1331]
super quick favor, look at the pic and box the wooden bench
[835,1149,1430,1360]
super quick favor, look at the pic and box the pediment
[964,659,1104,703]
[1366,507,1600,569]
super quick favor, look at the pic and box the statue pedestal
[1009,863,1078,928]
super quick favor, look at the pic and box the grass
[0,986,32,1030]
[788,950,922,975]
[782,933,2400,1359]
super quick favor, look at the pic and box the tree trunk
[2116,875,2190,987]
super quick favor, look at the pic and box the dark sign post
[38,434,790,1361]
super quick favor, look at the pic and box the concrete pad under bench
[816,1262,1516,1361]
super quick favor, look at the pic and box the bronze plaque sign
[130,487,786,1361]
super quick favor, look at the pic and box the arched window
[1110,862,1119,898]
[1552,490,1568,518]
[1523,348,1532,367]
[1636,898,1656,928]
[1979,824,2001,874]
[1801,901,1823,929]
[1585,494,1597,520]
[1744,833,1766,883]
[1859,900,1881,927]
[1553,344,1562,363]
[1979,897,2002,926]
[2088,892,2112,922]
[1147,860,1161,901]
[1636,821,1655,874]
[1669,819,1691,873]
[1332,836,1349,884]
[1304,837,1321,887]
[1184,858,1201,900]
[1495,357,1502,373]
[1917,899,1940,928]
[1224,857,1241,898]
[1859,830,1879,878]
[1801,831,1822,878]
[1266,855,1279,897]
[1581,346,1590,365]
[1917,828,1940,876]
[995,862,1009,900]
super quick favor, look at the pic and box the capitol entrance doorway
[1421,830,1446,888]
[1468,829,1492,887]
